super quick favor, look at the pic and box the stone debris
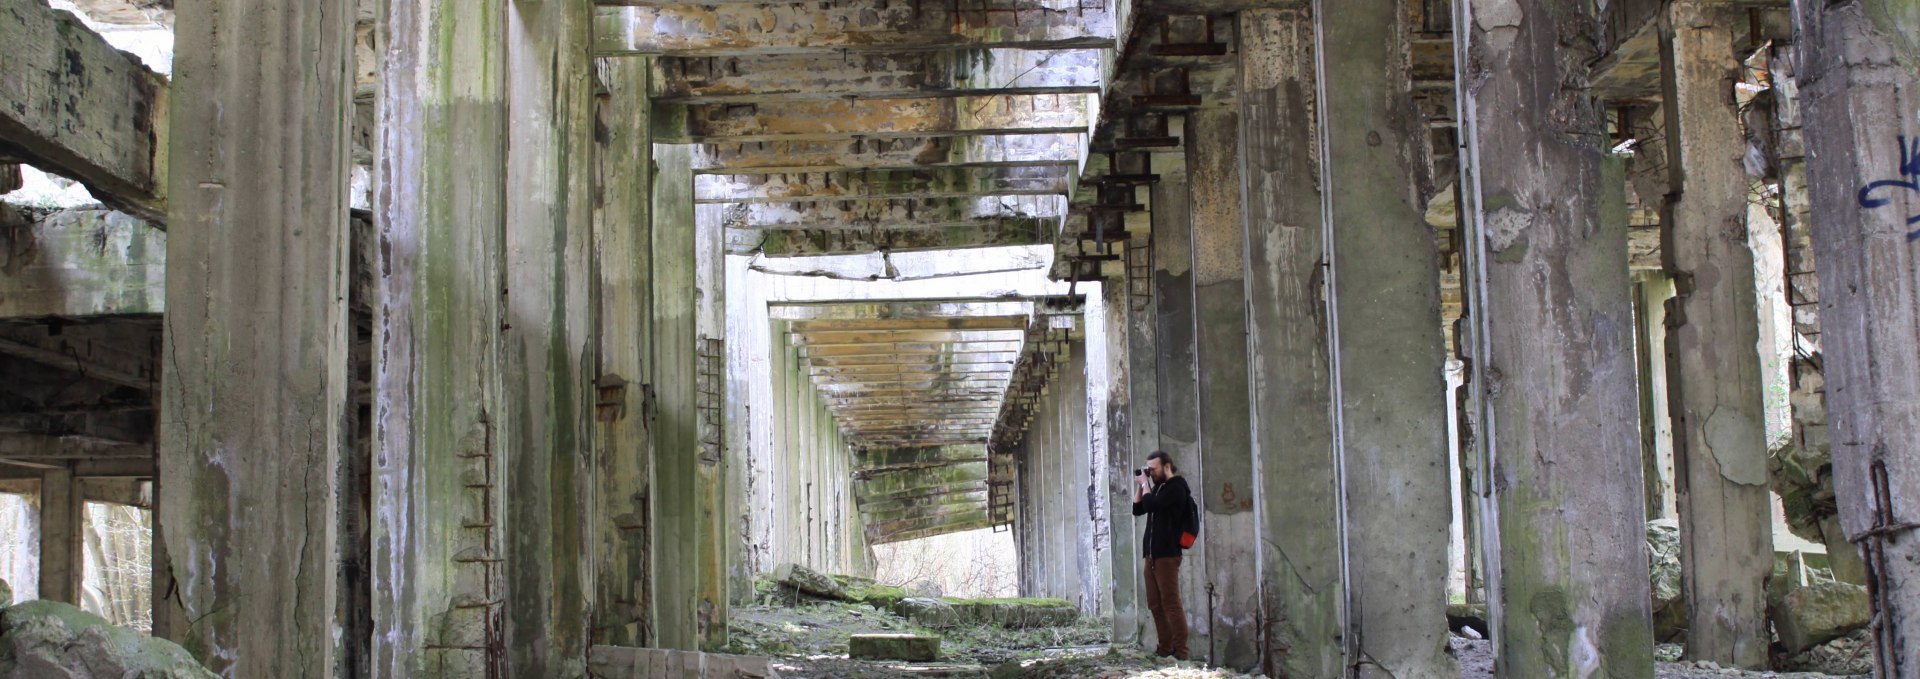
[1648,518,1686,640]
[849,633,941,662]
[0,599,215,679]
[1771,580,1871,654]
[1783,629,1874,676]
[773,563,851,601]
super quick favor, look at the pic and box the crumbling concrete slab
[848,633,940,662]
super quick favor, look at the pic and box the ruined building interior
[0,0,1916,677]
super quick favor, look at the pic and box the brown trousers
[1143,556,1189,658]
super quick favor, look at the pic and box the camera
[1136,467,1148,477]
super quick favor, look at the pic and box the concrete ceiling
[618,0,1116,260]
[775,299,1032,448]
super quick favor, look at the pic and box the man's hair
[1147,450,1175,471]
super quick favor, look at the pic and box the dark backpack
[1180,496,1200,549]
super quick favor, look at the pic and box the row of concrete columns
[1099,1,1920,677]
[158,0,728,675]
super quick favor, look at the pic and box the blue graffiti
[1856,135,1920,242]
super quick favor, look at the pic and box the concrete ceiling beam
[770,298,1033,319]
[793,327,1026,343]
[732,195,1068,229]
[654,48,1103,104]
[691,134,1084,175]
[0,0,169,223]
[789,315,1029,332]
[867,518,994,545]
[800,342,1024,358]
[697,166,1070,204]
[668,94,1091,142]
[804,353,1018,367]
[593,2,1113,56]
[728,217,1057,256]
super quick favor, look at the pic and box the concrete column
[1656,3,1774,666]
[1149,123,1209,651]
[373,0,510,674]
[1633,273,1678,522]
[1237,8,1342,676]
[37,467,80,604]
[1102,268,1139,643]
[161,0,355,672]
[695,202,729,649]
[1316,1,1454,675]
[1127,198,1161,648]
[1185,106,1258,670]
[1452,0,1655,676]
[502,1,596,672]
[1794,3,1920,674]
[592,55,655,647]
[651,142,700,650]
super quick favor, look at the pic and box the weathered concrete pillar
[1452,0,1655,675]
[161,0,355,672]
[1124,216,1158,647]
[1237,8,1343,676]
[1633,272,1678,522]
[695,202,729,649]
[1184,106,1258,670]
[1102,266,1139,644]
[1656,3,1773,666]
[1150,124,1209,651]
[503,0,596,672]
[1794,2,1920,675]
[37,467,80,603]
[373,1,510,675]
[1317,1,1455,675]
[592,55,655,648]
[651,142,700,651]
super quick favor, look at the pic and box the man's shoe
[1154,650,1173,658]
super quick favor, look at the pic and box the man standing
[1132,450,1191,659]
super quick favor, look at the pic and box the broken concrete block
[0,578,10,608]
[0,600,217,679]
[772,563,848,600]
[1772,580,1871,653]
[892,597,960,628]
[939,597,1078,628]
[848,633,940,662]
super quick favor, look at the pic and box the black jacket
[1132,475,1191,559]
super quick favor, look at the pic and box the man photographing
[1131,450,1192,660]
